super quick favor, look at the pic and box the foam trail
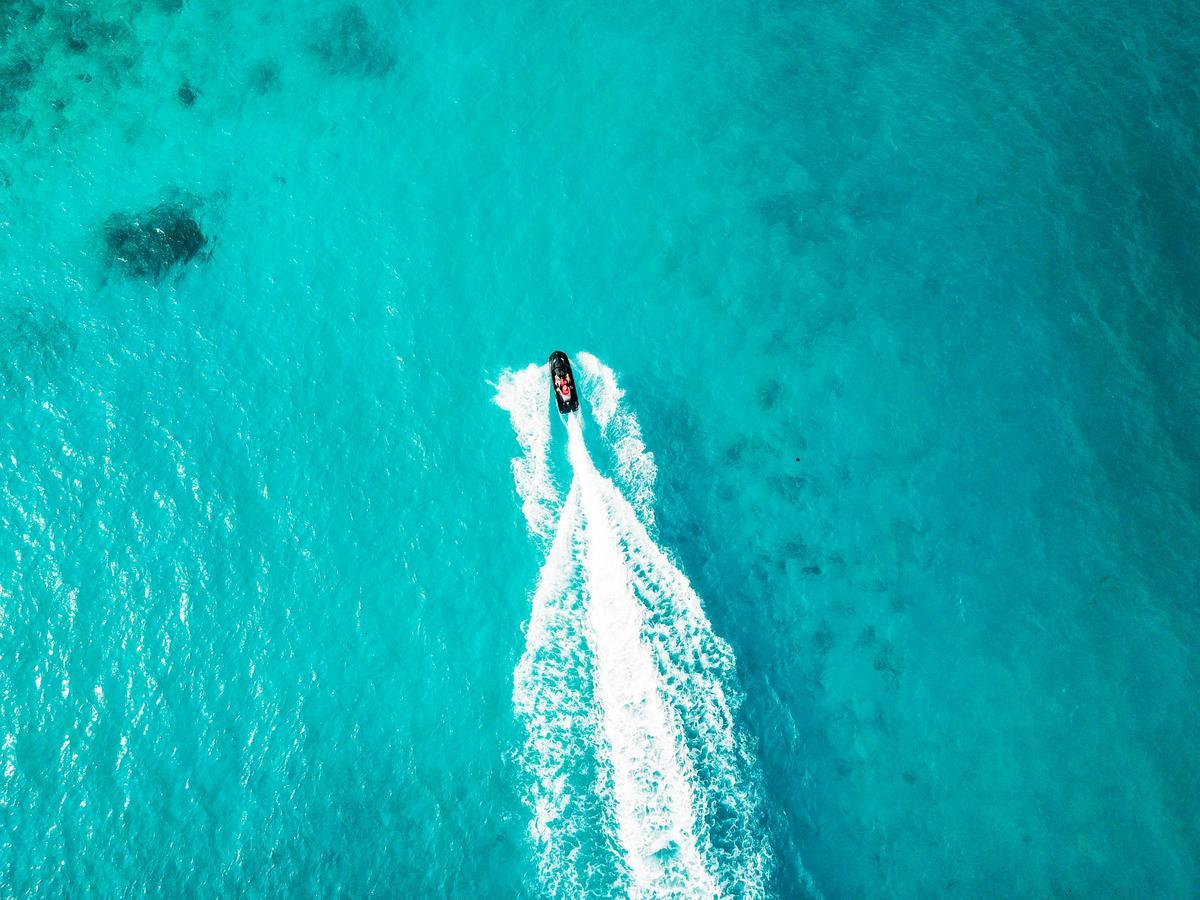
[512,487,612,896]
[500,355,783,899]
[568,414,718,896]
[575,352,657,526]
[494,363,559,541]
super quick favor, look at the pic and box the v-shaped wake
[498,355,778,898]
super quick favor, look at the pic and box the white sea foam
[511,487,608,895]
[500,355,777,899]
[575,352,658,526]
[494,363,559,542]
[568,415,720,896]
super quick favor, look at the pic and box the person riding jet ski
[549,351,580,413]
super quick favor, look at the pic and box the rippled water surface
[2,1,1198,896]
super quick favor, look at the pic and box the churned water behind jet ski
[549,351,580,414]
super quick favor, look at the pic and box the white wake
[496,355,773,898]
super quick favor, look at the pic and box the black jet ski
[549,351,580,414]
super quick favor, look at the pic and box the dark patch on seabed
[177,80,199,106]
[248,60,280,94]
[0,0,186,147]
[103,192,209,282]
[0,58,35,116]
[57,6,135,53]
[309,4,395,77]
[0,305,75,397]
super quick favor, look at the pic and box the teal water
[2,0,1198,896]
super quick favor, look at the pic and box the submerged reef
[103,194,208,282]
[0,305,75,397]
[248,60,280,94]
[0,57,35,125]
[59,6,135,54]
[309,5,395,77]
[0,1,150,146]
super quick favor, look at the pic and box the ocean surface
[2,0,1198,896]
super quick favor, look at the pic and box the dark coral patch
[1,1,45,36]
[309,5,395,77]
[248,61,280,94]
[1,59,35,93]
[103,195,208,282]
[0,306,76,397]
[59,7,132,53]
[177,81,198,106]
[783,539,807,559]
[812,623,835,655]
[757,378,782,410]
[722,439,749,464]
[0,58,36,113]
[873,641,902,676]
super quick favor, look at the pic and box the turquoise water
[2,0,1198,896]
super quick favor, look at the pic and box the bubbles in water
[498,355,791,898]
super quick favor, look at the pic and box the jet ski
[549,351,580,414]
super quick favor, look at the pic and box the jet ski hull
[549,351,580,413]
